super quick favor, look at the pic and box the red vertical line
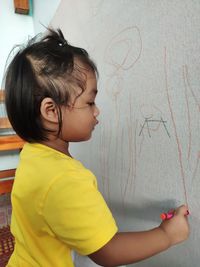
[115,95,120,131]
[182,65,192,162]
[124,90,138,198]
[127,96,134,183]
[128,125,134,197]
[123,94,135,200]
[164,47,189,207]
[120,127,126,205]
[119,133,124,209]
[120,127,127,211]
[123,116,132,200]
[184,65,200,112]
[128,95,136,194]
[113,96,121,184]
[126,113,135,199]
[131,120,138,196]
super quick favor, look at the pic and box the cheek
[62,116,89,134]
[78,112,93,124]
[61,110,94,138]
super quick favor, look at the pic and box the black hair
[4,28,98,142]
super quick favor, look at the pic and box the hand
[159,205,190,246]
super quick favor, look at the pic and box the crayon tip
[160,212,174,220]
[160,213,167,220]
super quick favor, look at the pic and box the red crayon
[160,210,189,221]
[160,212,174,220]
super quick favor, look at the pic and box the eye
[88,102,95,106]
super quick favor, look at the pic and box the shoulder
[40,156,98,206]
[20,142,97,183]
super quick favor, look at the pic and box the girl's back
[9,143,117,266]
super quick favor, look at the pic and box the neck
[40,139,71,157]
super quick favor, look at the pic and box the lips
[92,120,99,130]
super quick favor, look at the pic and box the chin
[83,136,92,142]
[83,133,92,141]
[72,134,92,142]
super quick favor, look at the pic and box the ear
[40,97,59,123]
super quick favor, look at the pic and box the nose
[94,105,100,117]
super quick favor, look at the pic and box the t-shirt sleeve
[42,169,118,255]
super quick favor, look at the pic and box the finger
[176,205,189,216]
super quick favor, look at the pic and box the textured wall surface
[51,1,200,266]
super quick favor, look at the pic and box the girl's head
[5,28,99,143]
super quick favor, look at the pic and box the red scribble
[182,65,192,162]
[164,47,189,207]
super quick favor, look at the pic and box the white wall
[32,0,61,34]
[51,1,200,266]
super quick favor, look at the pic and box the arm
[89,205,189,267]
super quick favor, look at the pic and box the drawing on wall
[52,1,200,266]
[104,26,142,74]
[139,117,170,138]
[164,46,200,215]
[100,26,142,206]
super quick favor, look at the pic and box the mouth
[92,120,99,130]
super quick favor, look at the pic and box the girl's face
[60,68,100,142]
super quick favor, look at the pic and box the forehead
[82,68,97,95]
[73,59,97,96]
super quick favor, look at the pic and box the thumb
[175,205,189,216]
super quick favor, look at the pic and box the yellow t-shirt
[7,143,118,267]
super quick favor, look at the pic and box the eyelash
[88,102,95,106]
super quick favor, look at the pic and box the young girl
[5,29,189,267]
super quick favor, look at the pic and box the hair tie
[58,40,67,47]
